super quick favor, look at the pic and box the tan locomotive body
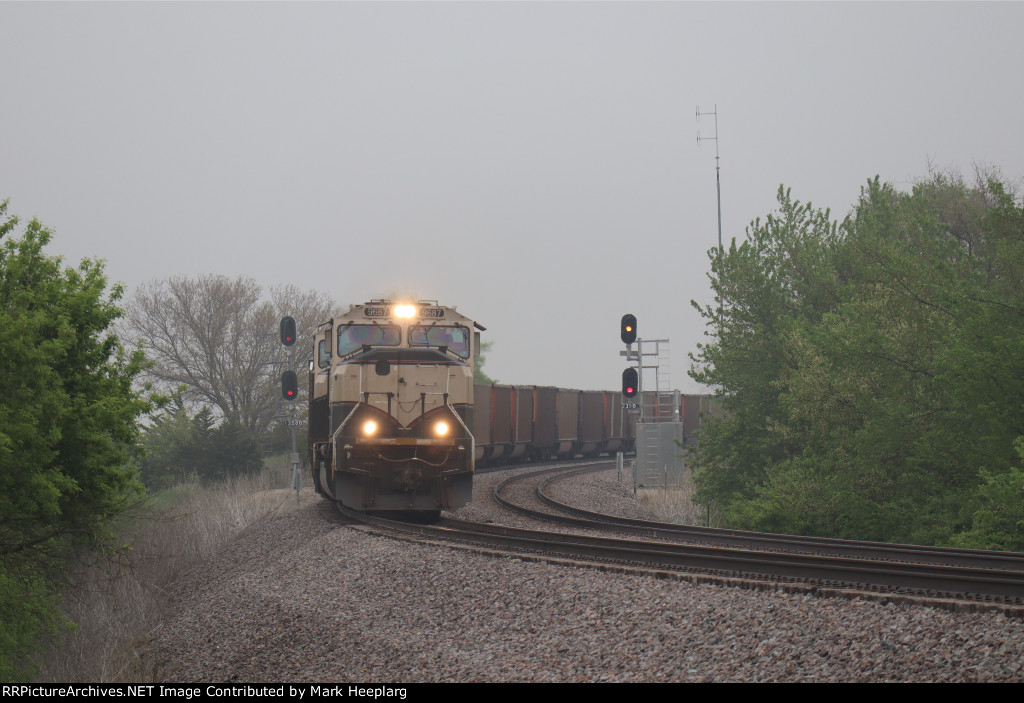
[309,300,482,515]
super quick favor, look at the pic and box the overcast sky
[3,1,1022,392]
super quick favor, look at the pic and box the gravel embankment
[146,471,1024,682]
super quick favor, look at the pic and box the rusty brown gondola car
[471,385,644,465]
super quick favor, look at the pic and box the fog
[3,1,1022,391]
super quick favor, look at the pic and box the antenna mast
[696,105,722,252]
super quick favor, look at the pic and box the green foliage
[262,415,307,458]
[0,566,64,682]
[952,438,1024,552]
[689,173,1024,548]
[0,200,153,679]
[689,187,842,520]
[139,399,263,490]
[474,340,496,384]
[206,419,264,480]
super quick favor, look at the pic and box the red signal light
[282,370,298,401]
[622,367,639,397]
[280,316,297,347]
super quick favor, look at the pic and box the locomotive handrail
[329,403,362,475]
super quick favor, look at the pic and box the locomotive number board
[363,306,445,319]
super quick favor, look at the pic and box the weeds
[33,465,300,682]
[636,471,721,527]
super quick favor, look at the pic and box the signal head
[620,314,637,345]
[622,367,639,398]
[281,370,298,401]
[280,316,297,347]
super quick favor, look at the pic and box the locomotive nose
[393,466,424,491]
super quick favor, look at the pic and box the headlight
[363,420,377,436]
[434,421,449,437]
[394,304,417,318]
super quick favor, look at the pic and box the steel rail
[332,501,1024,603]
[482,461,1024,602]
[529,464,1024,573]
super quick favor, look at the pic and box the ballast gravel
[146,471,1024,682]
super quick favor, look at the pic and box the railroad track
[320,460,1024,614]
[512,462,1024,572]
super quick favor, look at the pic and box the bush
[139,401,264,490]
[0,201,152,680]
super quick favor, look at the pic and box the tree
[0,201,153,679]
[688,187,842,523]
[761,174,1024,543]
[126,275,334,434]
[138,401,216,489]
[137,398,262,489]
[952,438,1024,552]
[689,171,1024,547]
[474,340,496,384]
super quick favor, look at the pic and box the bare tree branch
[126,275,335,433]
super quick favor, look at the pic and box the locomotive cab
[309,300,482,514]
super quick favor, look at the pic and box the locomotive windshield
[337,324,401,356]
[409,324,470,358]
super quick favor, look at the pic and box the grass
[32,462,302,682]
[636,470,722,527]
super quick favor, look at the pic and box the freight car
[469,385,712,466]
[470,385,633,464]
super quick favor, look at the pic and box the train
[307,298,711,517]
[308,300,481,516]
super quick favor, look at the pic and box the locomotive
[308,300,483,515]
